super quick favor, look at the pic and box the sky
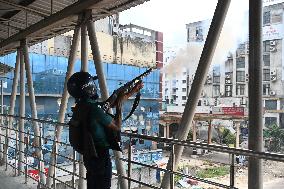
[119,0,218,47]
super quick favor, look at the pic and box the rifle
[101,68,153,113]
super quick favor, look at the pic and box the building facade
[163,2,284,129]
[0,17,163,150]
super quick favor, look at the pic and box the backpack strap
[77,102,98,158]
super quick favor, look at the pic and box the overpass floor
[0,166,35,189]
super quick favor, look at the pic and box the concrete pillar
[235,121,240,148]
[87,19,128,189]
[22,39,46,185]
[3,48,20,167]
[248,0,263,188]
[18,47,25,175]
[160,1,231,188]
[78,21,88,189]
[46,26,81,188]
[207,120,212,144]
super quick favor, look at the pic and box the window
[182,80,186,83]
[263,69,270,81]
[198,100,202,106]
[196,26,203,41]
[213,85,220,96]
[182,88,186,92]
[265,100,277,110]
[236,71,245,82]
[271,11,282,24]
[263,11,271,25]
[265,117,277,126]
[182,96,186,100]
[263,41,270,53]
[213,76,220,83]
[236,57,245,68]
[263,54,270,66]
[263,83,270,95]
[236,84,245,95]
[225,85,232,97]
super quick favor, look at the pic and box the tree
[263,124,284,152]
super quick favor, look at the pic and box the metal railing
[0,113,284,189]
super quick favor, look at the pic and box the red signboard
[28,168,48,181]
[212,107,245,116]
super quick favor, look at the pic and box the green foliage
[196,166,230,178]
[263,124,284,152]
[187,130,193,141]
[216,128,236,146]
[222,128,236,146]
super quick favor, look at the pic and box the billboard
[212,107,245,116]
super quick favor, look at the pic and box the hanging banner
[263,24,284,41]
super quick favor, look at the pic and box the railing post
[170,143,175,189]
[0,80,4,161]
[25,132,29,184]
[72,150,77,188]
[128,135,132,189]
[14,125,18,176]
[230,154,235,188]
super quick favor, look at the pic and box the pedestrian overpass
[0,0,284,189]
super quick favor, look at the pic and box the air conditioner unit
[225,79,231,84]
[201,91,206,97]
[270,91,276,96]
[270,40,276,46]
[225,75,231,79]
[271,69,277,76]
[206,79,212,84]
[270,46,277,52]
[271,75,277,81]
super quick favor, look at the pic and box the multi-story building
[163,1,284,129]
[0,18,163,150]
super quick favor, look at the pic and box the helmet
[67,72,99,99]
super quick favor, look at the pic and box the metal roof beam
[0,0,49,18]
[0,0,103,49]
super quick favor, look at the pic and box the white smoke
[162,0,248,76]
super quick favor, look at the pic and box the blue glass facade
[0,52,160,149]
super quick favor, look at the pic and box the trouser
[83,148,112,189]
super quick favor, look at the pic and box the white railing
[0,114,284,189]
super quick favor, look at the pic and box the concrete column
[192,121,197,156]
[207,120,212,144]
[87,19,128,189]
[248,0,263,188]
[235,121,240,148]
[160,1,231,188]
[81,23,88,72]
[46,26,81,187]
[78,21,88,189]
[22,39,46,185]
[192,121,197,142]
[18,47,25,175]
[166,123,170,138]
[3,48,20,167]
